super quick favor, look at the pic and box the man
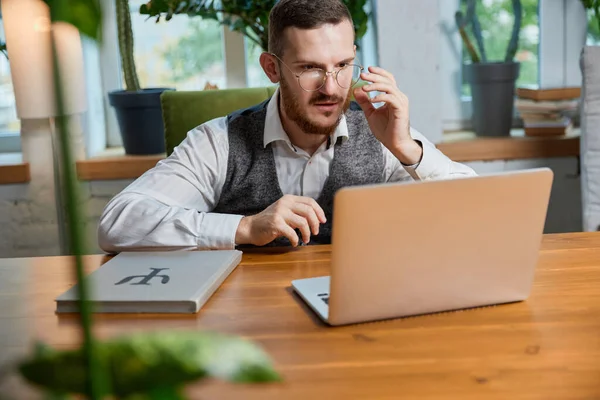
[98,0,476,252]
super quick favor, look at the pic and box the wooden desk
[2,232,600,399]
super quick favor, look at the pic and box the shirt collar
[263,87,349,148]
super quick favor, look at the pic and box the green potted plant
[582,0,600,42]
[108,0,173,155]
[455,0,522,137]
[138,0,370,52]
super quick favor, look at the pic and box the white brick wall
[0,184,60,257]
[85,180,134,254]
[0,117,136,258]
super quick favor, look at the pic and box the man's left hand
[353,66,422,165]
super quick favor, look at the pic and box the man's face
[278,20,356,136]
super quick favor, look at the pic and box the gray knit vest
[213,99,384,246]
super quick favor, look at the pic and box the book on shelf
[523,116,573,137]
[55,250,243,313]
[515,98,579,113]
[518,111,564,122]
[515,87,580,137]
[516,87,581,101]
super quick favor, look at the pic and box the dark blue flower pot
[108,88,174,155]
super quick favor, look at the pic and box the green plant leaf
[581,0,600,35]
[19,332,281,398]
[43,0,102,41]
[582,0,595,8]
[138,0,371,52]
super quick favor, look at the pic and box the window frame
[440,0,587,131]
[98,0,248,149]
[94,0,381,152]
[357,0,380,68]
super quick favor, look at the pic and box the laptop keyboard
[317,292,329,305]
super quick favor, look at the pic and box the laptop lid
[326,168,553,326]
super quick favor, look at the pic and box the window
[245,38,272,88]
[0,18,21,153]
[101,0,232,147]
[356,0,379,69]
[587,9,600,45]
[441,0,587,130]
[460,0,539,96]
[96,0,379,150]
[130,1,227,90]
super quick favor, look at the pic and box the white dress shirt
[98,89,476,252]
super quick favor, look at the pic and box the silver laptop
[292,168,553,326]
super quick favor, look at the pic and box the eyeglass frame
[269,52,364,92]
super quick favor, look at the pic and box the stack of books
[515,87,580,137]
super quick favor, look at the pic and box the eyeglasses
[270,53,364,92]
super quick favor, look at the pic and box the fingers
[361,82,398,95]
[369,93,401,108]
[361,72,390,85]
[273,195,327,246]
[284,212,311,244]
[367,66,396,83]
[290,203,320,236]
[353,86,376,116]
[290,196,327,223]
[277,219,300,247]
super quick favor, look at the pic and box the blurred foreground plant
[4,1,281,398]
[19,332,280,399]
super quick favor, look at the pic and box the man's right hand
[235,195,327,247]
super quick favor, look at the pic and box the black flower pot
[108,88,174,155]
[464,62,520,137]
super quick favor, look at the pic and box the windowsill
[75,149,166,181]
[0,153,30,184]
[437,128,580,162]
[75,129,581,181]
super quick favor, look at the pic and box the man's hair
[268,0,354,56]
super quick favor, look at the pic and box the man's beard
[279,74,352,136]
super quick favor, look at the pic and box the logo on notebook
[114,268,170,286]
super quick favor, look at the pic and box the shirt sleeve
[97,117,244,252]
[384,127,478,182]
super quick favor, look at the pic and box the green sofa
[160,86,278,156]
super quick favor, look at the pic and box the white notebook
[55,250,242,314]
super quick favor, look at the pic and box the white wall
[376,0,442,143]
